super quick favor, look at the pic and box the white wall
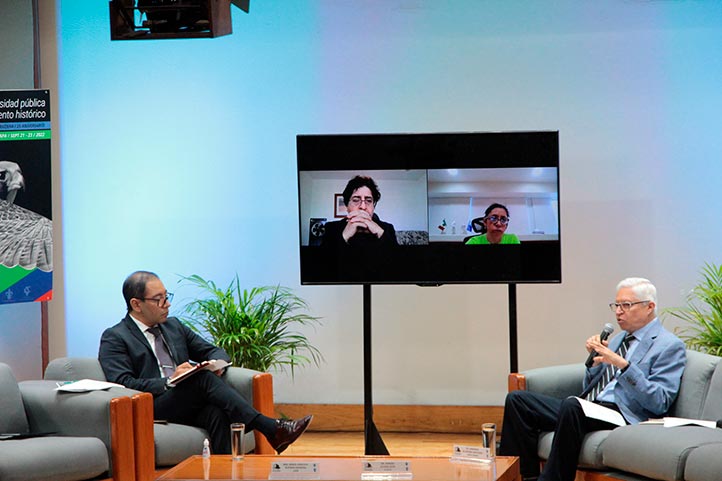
[33,1,722,407]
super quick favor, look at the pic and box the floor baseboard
[275,404,503,433]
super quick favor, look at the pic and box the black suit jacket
[99,315,230,397]
[321,214,398,248]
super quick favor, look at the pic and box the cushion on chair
[20,380,114,446]
[523,363,586,399]
[43,357,107,382]
[0,437,108,481]
[699,359,722,421]
[153,421,257,466]
[537,429,612,469]
[604,425,722,481]
[154,422,208,466]
[0,363,29,434]
[683,443,722,481]
[668,350,721,419]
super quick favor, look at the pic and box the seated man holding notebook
[99,270,312,455]
[498,277,687,481]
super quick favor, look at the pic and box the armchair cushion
[154,422,208,466]
[603,425,722,481]
[538,429,612,469]
[684,443,722,481]
[44,356,107,381]
[0,437,108,481]
[0,362,29,434]
[523,363,585,399]
[669,349,720,419]
[699,354,722,421]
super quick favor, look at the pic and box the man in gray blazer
[499,277,687,481]
[99,270,312,454]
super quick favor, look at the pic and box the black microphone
[585,323,615,368]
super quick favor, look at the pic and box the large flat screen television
[297,131,560,285]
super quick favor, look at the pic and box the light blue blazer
[581,318,686,424]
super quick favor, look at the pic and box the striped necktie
[147,326,176,378]
[586,334,635,402]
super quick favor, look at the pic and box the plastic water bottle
[202,438,211,458]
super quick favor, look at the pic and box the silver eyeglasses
[609,300,649,312]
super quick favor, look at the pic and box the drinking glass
[230,423,245,461]
[482,423,496,458]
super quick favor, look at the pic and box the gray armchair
[45,357,275,480]
[0,362,135,481]
[508,349,722,481]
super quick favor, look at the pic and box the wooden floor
[281,431,485,457]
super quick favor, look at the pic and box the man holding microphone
[498,277,687,481]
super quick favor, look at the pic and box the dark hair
[122,270,159,311]
[484,203,509,218]
[342,175,381,206]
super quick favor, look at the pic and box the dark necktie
[586,334,635,401]
[147,326,175,378]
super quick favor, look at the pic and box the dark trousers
[153,370,262,454]
[498,391,616,481]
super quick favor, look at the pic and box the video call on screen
[297,131,561,285]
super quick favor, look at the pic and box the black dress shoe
[267,415,313,454]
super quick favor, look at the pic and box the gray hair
[616,277,657,313]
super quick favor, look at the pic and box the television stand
[363,284,389,455]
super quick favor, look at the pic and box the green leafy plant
[178,274,323,375]
[664,263,722,356]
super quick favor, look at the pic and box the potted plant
[178,274,323,375]
[664,263,722,356]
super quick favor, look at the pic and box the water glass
[482,422,496,458]
[230,422,245,461]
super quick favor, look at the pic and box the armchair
[45,357,275,480]
[508,349,722,481]
[0,362,135,481]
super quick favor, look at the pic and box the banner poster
[0,89,52,304]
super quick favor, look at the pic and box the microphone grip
[585,330,612,368]
[584,350,598,368]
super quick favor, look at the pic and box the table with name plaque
[156,455,520,481]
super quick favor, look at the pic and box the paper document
[169,359,231,384]
[573,397,627,426]
[54,379,124,392]
[642,417,717,429]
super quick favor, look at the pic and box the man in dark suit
[99,270,312,454]
[321,175,398,248]
[498,277,687,481]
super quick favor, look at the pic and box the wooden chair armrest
[508,373,527,392]
[253,372,275,454]
[132,392,156,481]
[109,396,135,481]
